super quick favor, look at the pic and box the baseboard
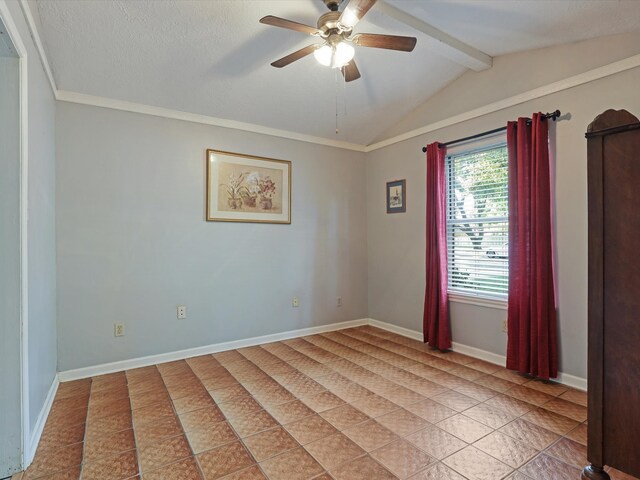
[554,372,587,392]
[25,374,59,466]
[26,316,591,472]
[451,341,507,367]
[58,319,369,382]
[368,318,423,341]
[367,318,587,392]
[57,317,586,391]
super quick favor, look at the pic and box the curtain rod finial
[422,146,427,153]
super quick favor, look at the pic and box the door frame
[0,0,30,469]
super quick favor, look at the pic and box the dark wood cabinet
[583,109,640,480]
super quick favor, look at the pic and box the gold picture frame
[206,149,291,224]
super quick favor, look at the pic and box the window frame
[445,138,509,306]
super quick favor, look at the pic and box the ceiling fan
[260,0,417,82]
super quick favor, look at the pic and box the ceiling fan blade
[338,0,377,29]
[342,60,361,82]
[352,33,417,52]
[260,15,321,35]
[271,44,318,68]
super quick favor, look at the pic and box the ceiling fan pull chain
[343,65,347,118]
[335,67,340,134]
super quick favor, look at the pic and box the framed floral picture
[386,179,406,213]
[206,149,291,224]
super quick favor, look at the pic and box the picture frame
[206,149,291,224]
[386,179,406,213]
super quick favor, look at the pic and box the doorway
[0,16,22,478]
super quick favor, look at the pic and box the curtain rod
[421,110,561,152]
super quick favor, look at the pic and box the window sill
[448,292,508,310]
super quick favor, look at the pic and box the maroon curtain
[506,114,558,379]
[423,142,451,350]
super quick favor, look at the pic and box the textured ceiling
[34,0,640,145]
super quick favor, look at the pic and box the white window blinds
[446,144,509,298]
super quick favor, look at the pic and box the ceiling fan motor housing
[322,0,343,12]
[317,11,350,36]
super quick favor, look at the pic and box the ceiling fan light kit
[260,0,417,82]
[314,40,355,68]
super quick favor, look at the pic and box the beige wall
[378,31,640,142]
[54,29,640,383]
[366,37,640,379]
[56,103,368,371]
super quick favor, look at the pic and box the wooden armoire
[583,109,640,480]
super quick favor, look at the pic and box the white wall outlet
[337,296,343,307]
[114,323,125,337]
[292,296,300,308]
[177,305,187,319]
[502,319,508,333]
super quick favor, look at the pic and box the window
[446,143,509,299]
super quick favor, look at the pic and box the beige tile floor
[11,325,639,480]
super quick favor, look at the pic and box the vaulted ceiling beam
[376,1,493,71]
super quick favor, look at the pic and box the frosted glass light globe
[314,42,355,68]
[333,42,355,68]
[313,44,333,66]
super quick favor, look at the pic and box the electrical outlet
[114,323,125,337]
[502,319,508,333]
[177,305,187,319]
[292,296,300,308]
[337,296,343,307]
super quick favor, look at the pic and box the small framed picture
[386,179,406,213]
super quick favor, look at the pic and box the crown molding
[18,0,57,95]
[18,0,640,155]
[15,0,366,151]
[364,53,640,152]
[56,90,367,152]
[57,53,640,154]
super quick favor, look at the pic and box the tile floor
[11,326,639,480]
